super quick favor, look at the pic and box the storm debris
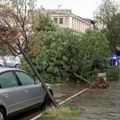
[91,76,110,89]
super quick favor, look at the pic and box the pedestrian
[115,46,120,57]
[115,46,120,66]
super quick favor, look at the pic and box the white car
[0,56,5,67]
[4,55,21,68]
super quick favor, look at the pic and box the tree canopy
[0,0,57,107]
[94,0,120,50]
[20,16,110,83]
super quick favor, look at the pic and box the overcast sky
[36,0,101,19]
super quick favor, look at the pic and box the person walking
[115,46,120,56]
[115,46,120,66]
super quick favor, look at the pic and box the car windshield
[10,56,16,61]
[4,56,17,61]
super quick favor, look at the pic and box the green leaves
[20,16,110,83]
[35,14,58,32]
[94,0,120,50]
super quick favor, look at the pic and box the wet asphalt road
[38,81,120,120]
[9,81,120,120]
[9,83,88,120]
[76,81,120,120]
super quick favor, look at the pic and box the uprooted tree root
[90,76,110,89]
[73,72,110,89]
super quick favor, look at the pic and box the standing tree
[106,13,120,49]
[94,0,120,50]
[0,0,57,107]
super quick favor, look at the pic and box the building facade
[47,9,95,33]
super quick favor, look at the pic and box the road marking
[30,113,43,120]
[30,88,89,120]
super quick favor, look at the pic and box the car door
[0,71,28,114]
[14,71,45,107]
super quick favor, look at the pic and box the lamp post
[58,5,61,24]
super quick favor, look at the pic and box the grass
[43,102,84,118]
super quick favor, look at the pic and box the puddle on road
[10,81,120,120]
[53,83,89,102]
[10,83,88,120]
[37,81,120,120]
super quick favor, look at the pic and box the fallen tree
[20,29,109,84]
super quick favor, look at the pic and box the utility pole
[58,5,61,25]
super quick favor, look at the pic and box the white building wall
[47,9,93,33]
[69,17,73,29]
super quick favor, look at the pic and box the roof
[0,67,22,73]
[82,18,96,24]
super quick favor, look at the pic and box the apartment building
[47,9,95,33]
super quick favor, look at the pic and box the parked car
[0,56,5,67]
[0,67,53,120]
[3,55,21,68]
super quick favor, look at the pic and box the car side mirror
[35,78,40,84]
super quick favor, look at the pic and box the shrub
[107,67,120,81]
[43,102,84,117]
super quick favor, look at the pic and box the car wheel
[0,109,5,120]
[15,64,19,68]
[0,65,3,67]
[41,91,53,109]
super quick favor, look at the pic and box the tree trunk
[73,72,91,85]
[19,47,58,107]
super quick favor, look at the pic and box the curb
[30,88,89,120]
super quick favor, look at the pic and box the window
[54,18,58,23]
[59,18,63,24]
[15,71,35,85]
[0,72,18,88]
[65,17,69,24]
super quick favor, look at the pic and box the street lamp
[58,5,61,24]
